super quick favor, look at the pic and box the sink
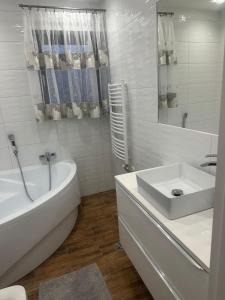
[0,286,27,300]
[136,163,215,220]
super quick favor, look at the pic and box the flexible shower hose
[48,158,52,191]
[14,152,52,202]
[14,153,34,202]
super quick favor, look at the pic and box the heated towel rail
[108,82,129,166]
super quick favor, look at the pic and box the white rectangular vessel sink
[136,163,215,220]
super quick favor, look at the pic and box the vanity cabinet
[116,184,209,300]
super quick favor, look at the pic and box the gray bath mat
[39,264,112,300]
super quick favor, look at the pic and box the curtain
[24,9,110,121]
[158,15,178,109]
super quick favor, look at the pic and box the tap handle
[39,154,46,161]
[206,154,217,158]
[39,152,56,163]
[51,152,56,159]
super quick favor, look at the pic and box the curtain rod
[18,4,106,13]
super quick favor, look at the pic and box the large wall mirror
[157,0,225,134]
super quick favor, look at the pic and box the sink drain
[171,189,184,197]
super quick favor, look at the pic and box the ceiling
[158,0,225,11]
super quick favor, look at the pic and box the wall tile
[0,125,8,149]
[176,42,189,64]
[189,64,220,84]
[210,134,219,155]
[0,96,34,122]
[188,20,221,43]
[76,155,105,196]
[60,136,103,160]
[37,122,58,143]
[0,148,12,170]
[188,83,221,103]
[189,42,223,64]
[99,172,115,191]
[0,42,25,70]
[129,87,158,123]
[174,19,189,42]
[0,108,3,124]
[0,12,23,42]
[0,70,30,98]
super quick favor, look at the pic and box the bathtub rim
[0,160,78,226]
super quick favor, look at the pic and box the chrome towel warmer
[108,82,129,167]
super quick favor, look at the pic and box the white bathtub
[0,160,80,288]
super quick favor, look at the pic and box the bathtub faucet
[39,152,56,163]
[200,154,217,168]
[39,152,56,191]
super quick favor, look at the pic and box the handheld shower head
[8,134,18,155]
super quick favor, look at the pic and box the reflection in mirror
[157,0,225,134]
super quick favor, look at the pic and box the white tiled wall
[158,7,223,133]
[0,0,114,196]
[104,0,219,175]
[0,0,219,195]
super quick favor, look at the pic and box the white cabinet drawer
[119,217,178,300]
[116,184,209,300]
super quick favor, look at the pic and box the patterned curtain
[24,9,110,121]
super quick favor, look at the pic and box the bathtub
[0,160,80,288]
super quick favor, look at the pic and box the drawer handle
[118,187,206,272]
[119,217,182,300]
[154,222,205,271]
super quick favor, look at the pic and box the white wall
[0,0,114,196]
[0,0,220,196]
[159,7,223,133]
[104,0,219,175]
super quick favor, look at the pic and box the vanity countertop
[115,171,213,272]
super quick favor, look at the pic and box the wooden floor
[16,190,154,300]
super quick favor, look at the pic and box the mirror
[157,0,225,134]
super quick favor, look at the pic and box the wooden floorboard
[15,190,154,300]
